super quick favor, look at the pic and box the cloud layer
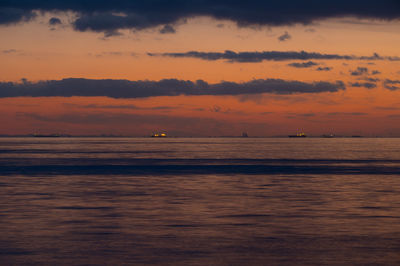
[150,50,399,63]
[0,78,345,98]
[1,1,400,33]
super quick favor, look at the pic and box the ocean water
[1,137,400,265]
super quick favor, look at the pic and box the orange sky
[1,15,400,136]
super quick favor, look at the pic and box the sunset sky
[1,1,400,136]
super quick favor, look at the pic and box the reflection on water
[1,138,400,265]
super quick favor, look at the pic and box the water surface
[1,138,400,265]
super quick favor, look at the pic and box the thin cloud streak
[150,50,400,63]
[349,82,377,89]
[288,61,319,68]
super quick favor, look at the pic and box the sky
[1,1,400,136]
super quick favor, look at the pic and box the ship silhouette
[288,133,307,138]
[151,133,167,137]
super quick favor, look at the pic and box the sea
[1,137,400,265]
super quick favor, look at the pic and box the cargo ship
[288,133,307,138]
[151,133,167,137]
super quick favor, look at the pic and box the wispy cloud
[349,82,377,89]
[288,61,318,68]
[384,79,400,91]
[316,67,332,71]
[2,49,18,54]
[278,31,291,42]
[159,24,176,34]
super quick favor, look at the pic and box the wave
[0,158,399,176]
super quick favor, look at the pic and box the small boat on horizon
[151,133,167,138]
[322,134,335,138]
[288,133,307,138]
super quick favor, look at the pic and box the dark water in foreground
[1,138,400,265]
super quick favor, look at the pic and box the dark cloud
[1,1,400,34]
[288,61,318,68]
[384,79,400,90]
[349,82,377,89]
[350,67,369,76]
[49,17,61,26]
[316,67,332,71]
[372,70,381,75]
[350,66,382,76]
[278,31,291,42]
[0,7,36,25]
[159,24,176,34]
[151,50,399,63]
[0,78,345,98]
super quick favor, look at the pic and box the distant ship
[151,133,167,137]
[288,133,307,138]
[242,132,248,137]
[322,134,335,138]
